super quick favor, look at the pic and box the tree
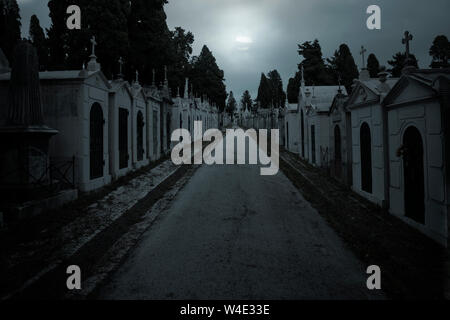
[169,27,194,97]
[327,43,359,93]
[226,91,237,118]
[267,69,286,108]
[388,52,418,77]
[429,35,450,68]
[240,90,252,112]
[0,0,22,63]
[127,0,172,83]
[256,73,271,109]
[189,45,227,111]
[287,72,300,103]
[367,53,380,78]
[62,0,130,79]
[297,39,333,86]
[29,15,48,70]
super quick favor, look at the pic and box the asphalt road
[98,134,384,299]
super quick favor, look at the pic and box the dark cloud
[18,0,450,101]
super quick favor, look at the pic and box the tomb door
[90,103,104,180]
[137,111,144,161]
[334,125,342,178]
[118,108,128,169]
[403,126,425,224]
[360,122,372,193]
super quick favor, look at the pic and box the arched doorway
[403,126,425,224]
[118,108,128,169]
[301,110,305,157]
[137,111,144,161]
[360,122,372,193]
[334,125,342,178]
[90,103,104,179]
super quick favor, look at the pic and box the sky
[17,0,450,102]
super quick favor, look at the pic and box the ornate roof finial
[402,31,413,61]
[135,70,139,84]
[90,36,97,57]
[118,57,124,79]
[360,45,367,69]
[152,69,156,86]
[87,35,100,72]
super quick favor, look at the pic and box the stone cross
[90,36,97,56]
[118,57,123,76]
[360,46,367,68]
[402,31,413,60]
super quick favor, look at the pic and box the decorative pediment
[85,71,111,91]
[347,83,378,108]
[383,76,435,107]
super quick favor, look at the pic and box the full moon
[235,36,253,44]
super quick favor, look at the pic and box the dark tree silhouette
[327,44,359,93]
[0,0,22,63]
[240,90,252,112]
[189,45,227,111]
[367,53,380,78]
[388,52,418,77]
[429,35,450,68]
[256,73,271,109]
[297,39,333,86]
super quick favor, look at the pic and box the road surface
[98,134,383,299]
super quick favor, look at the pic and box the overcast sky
[17,0,450,101]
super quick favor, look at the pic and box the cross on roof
[118,57,124,76]
[360,46,367,69]
[402,31,413,59]
[90,36,97,56]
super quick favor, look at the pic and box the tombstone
[0,41,58,197]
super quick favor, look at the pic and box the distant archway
[360,122,372,193]
[403,126,425,224]
[90,103,104,179]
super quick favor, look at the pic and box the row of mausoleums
[284,67,450,246]
[0,50,219,193]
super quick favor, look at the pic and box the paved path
[98,136,384,299]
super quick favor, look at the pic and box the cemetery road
[97,135,384,299]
